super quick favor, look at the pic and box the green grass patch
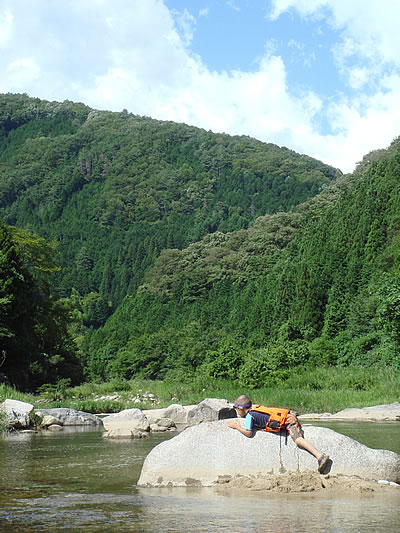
[1,366,399,416]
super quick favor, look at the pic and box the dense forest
[1,93,399,390]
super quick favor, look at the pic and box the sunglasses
[233,404,252,409]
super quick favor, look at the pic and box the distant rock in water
[35,408,102,426]
[1,399,34,429]
[299,402,400,422]
[138,420,400,487]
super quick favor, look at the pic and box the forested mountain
[86,138,400,384]
[0,94,339,325]
[2,93,399,390]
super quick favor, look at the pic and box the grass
[1,366,399,418]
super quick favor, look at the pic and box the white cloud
[171,8,196,47]
[0,8,13,48]
[268,0,400,171]
[6,57,40,89]
[1,0,400,174]
[225,1,240,12]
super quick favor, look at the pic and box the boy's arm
[226,420,253,438]
[286,411,300,426]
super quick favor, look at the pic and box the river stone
[150,424,169,432]
[138,419,400,487]
[299,402,400,422]
[35,408,102,426]
[329,402,400,421]
[41,415,62,427]
[47,424,63,431]
[103,428,148,439]
[162,404,196,425]
[186,399,236,425]
[102,408,150,432]
[155,417,176,429]
[1,399,34,428]
[142,407,170,424]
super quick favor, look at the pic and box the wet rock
[1,399,34,429]
[138,419,400,487]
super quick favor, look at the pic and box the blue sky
[1,0,400,173]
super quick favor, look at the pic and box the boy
[227,394,329,473]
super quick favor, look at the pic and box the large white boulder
[102,408,150,432]
[1,399,34,428]
[138,419,400,487]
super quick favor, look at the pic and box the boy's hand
[286,411,299,426]
[226,420,253,437]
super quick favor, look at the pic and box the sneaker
[318,453,329,473]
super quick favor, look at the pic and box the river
[0,422,399,532]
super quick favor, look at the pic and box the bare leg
[294,437,322,461]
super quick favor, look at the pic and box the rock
[1,399,35,429]
[47,424,63,431]
[35,408,102,426]
[102,408,150,432]
[155,417,176,429]
[150,424,169,432]
[299,402,400,422]
[162,404,195,425]
[143,400,234,427]
[103,428,148,439]
[138,419,400,487]
[186,399,236,425]
[142,407,170,425]
[41,415,62,427]
[330,402,400,422]
[149,418,176,433]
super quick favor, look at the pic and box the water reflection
[0,424,399,532]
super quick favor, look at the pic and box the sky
[1,1,400,173]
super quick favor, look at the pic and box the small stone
[103,428,148,439]
[150,424,168,432]
[47,424,63,431]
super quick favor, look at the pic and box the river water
[0,422,399,532]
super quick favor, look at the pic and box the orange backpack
[250,405,290,434]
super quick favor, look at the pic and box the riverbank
[215,471,400,495]
[1,366,399,429]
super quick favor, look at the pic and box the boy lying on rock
[227,394,329,473]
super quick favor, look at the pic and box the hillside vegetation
[1,93,399,392]
[0,93,338,315]
[86,140,400,385]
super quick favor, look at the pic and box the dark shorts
[286,422,304,441]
